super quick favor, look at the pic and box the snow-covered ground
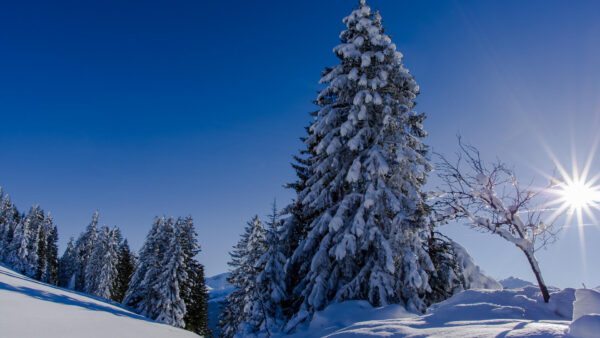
[286,286,600,338]
[0,264,199,338]
[5,263,598,338]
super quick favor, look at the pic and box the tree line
[0,188,210,337]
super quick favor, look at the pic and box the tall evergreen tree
[154,218,189,327]
[58,237,77,288]
[36,213,59,285]
[184,261,211,337]
[219,216,267,337]
[124,216,173,318]
[74,211,99,291]
[45,224,59,285]
[180,216,211,337]
[280,0,435,329]
[86,226,121,299]
[112,239,134,303]
[250,202,287,335]
[9,206,43,277]
[0,192,18,262]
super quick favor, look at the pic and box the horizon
[1,0,600,288]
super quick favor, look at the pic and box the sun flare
[557,179,600,211]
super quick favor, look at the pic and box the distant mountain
[499,277,534,289]
[206,272,233,336]
[206,272,233,303]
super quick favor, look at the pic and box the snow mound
[572,288,600,321]
[452,241,502,290]
[500,276,535,290]
[568,314,600,338]
[568,288,600,337]
[288,300,412,337]
[287,287,572,337]
[0,265,198,338]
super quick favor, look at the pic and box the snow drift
[0,264,199,338]
[286,286,577,337]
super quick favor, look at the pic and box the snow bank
[569,314,600,338]
[288,300,413,337]
[0,265,199,338]
[285,287,572,337]
[572,288,600,321]
[568,288,600,337]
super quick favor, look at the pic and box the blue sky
[1,0,599,287]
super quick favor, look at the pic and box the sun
[557,178,600,212]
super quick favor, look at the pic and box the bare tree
[433,140,559,303]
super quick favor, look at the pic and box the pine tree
[45,225,59,285]
[59,237,77,288]
[112,239,134,303]
[36,213,59,285]
[154,218,189,327]
[219,216,267,337]
[180,216,211,337]
[281,1,435,329]
[9,206,43,277]
[250,202,287,334]
[425,230,465,306]
[0,193,18,263]
[86,226,121,299]
[184,261,211,337]
[74,211,99,291]
[124,216,173,318]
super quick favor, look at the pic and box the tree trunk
[522,249,550,303]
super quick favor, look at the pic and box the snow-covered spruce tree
[9,206,44,277]
[124,216,174,318]
[123,217,164,311]
[424,230,465,306]
[112,239,135,303]
[73,211,99,291]
[154,218,190,327]
[86,226,121,299]
[219,216,268,337]
[180,216,211,337]
[58,237,77,288]
[251,202,287,335]
[184,260,211,337]
[282,0,435,328]
[37,213,59,285]
[0,192,19,262]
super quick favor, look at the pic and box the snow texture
[568,288,600,337]
[0,264,199,338]
[285,286,574,337]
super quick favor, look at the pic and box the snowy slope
[0,265,199,338]
[500,276,535,289]
[285,286,577,337]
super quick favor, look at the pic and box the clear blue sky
[1,0,599,288]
